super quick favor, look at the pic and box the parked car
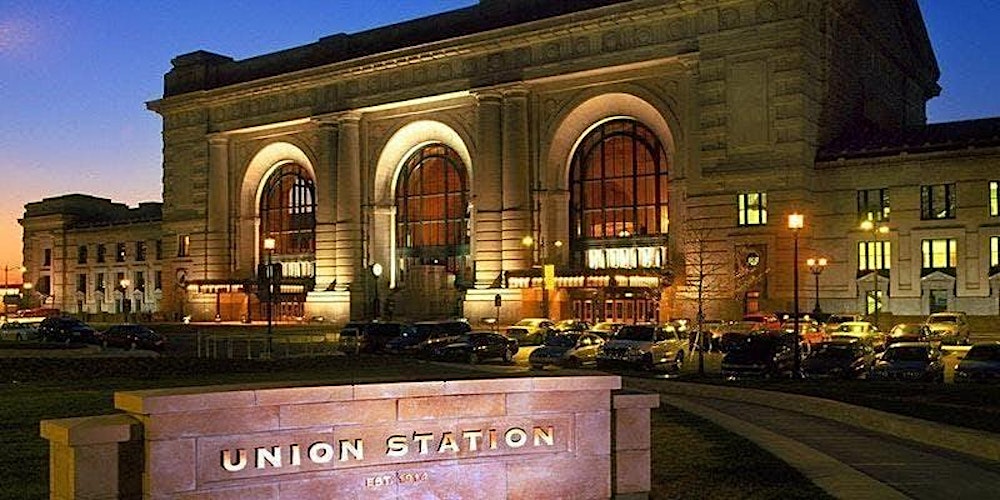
[715,321,759,353]
[780,319,826,346]
[802,338,875,380]
[428,331,518,364]
[529,332,605,369]
[953,342,1000,384]
[101,324,168,351]
[833,321,887,351]
[823,313,866,334]
[887,323,932,346]
[505,318,555,346]
[588,322,625,339]
[721,331,798,379]
[870,342,944,382]
[596,323,687,373]
[923,312,971,345]
[742,314,781,330]
[0,321,38,341]
[37,316,99,344]
[552,319,591,333]
[338,321,413,354]
[386,320,471,355]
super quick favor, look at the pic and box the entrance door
[929,289,948,314]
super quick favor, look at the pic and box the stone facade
[20,0,1000,324]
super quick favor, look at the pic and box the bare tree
[674,221,768,375]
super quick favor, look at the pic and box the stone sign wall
[41,375,658,499]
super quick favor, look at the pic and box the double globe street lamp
[806,257,828,316]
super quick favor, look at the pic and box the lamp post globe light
[263,237,276,357]
[371,262,383,320]
[806,258,828,316]
[859,219,889,330]
[787,213,804,379]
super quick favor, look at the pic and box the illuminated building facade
[21,0,1000,323]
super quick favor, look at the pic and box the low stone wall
[41,376,658,499]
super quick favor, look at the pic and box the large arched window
[569,119,669,269]
[395,144,470,274]
[259,163,316,276]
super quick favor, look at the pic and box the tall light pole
[371,263,383,320]
[859,219,889,330]
[806,258,828,316]
[120,278,131,322]
[263,237,276,357]
[788,213,804,379]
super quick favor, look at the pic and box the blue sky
[0,0,997,278]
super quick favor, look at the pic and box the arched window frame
[569,119,669,270]
[394,144,471,274]
[259,163,316,259]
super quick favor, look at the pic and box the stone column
[40,414,143,500]
[205,136,231,278]
[612,391,660,499]
[313,121,339,291]
[502,87,533,273]
[474,91,504,287]
[335,113,363,316]
[371,205,396,289]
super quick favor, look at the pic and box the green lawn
[0,355,827,500]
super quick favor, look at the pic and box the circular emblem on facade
[176,269,187,288]
[746,251,761,268]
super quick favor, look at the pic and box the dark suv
[338,321,413,354]
[386,320,472,355]
[37,317,98,344]
[101,324,168,351]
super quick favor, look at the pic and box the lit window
[920,184,956,220]
[568,119,670,270]
[737,192,767,226]
[260,163,316,261]
[921,239,957,271]
[990,236,999,273]
[116,243,126,262]
[990,181,999,217]
[395,144,471,274]
[177,235,190,257]
[857,188,889,222]
[858,241,890,271]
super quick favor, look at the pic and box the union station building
[20,0,1000,326]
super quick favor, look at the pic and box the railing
[196,331,340,359]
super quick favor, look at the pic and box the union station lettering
[220,425,555,472]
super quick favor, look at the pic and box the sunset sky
[1,1,998,285]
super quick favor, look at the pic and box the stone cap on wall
[115,375,622,415]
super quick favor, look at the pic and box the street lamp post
[22,282,33,309]
[788,213,804,379]
[371,263,383,320]
[120,279,130,322]
[859,219,889,330]
[521,236,561,319]
[263,237,276,357]
[806,258,828,316]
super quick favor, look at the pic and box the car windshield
[838,324,867,333]
[339,327,360,337]
[615,325,655,342]
[964,345,1000,361]
[544,334,580,347]
[733,336,782,354]
[883,346,930,361]
[930,316,957,323]
[514,319,542,327]
[827,315,854,323]
[811,344,857,358]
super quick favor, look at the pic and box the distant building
[21,0,1000,325]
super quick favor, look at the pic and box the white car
[505,318,554,346]
[924,312,971,345]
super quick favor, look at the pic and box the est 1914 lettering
[365,471,429,489]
